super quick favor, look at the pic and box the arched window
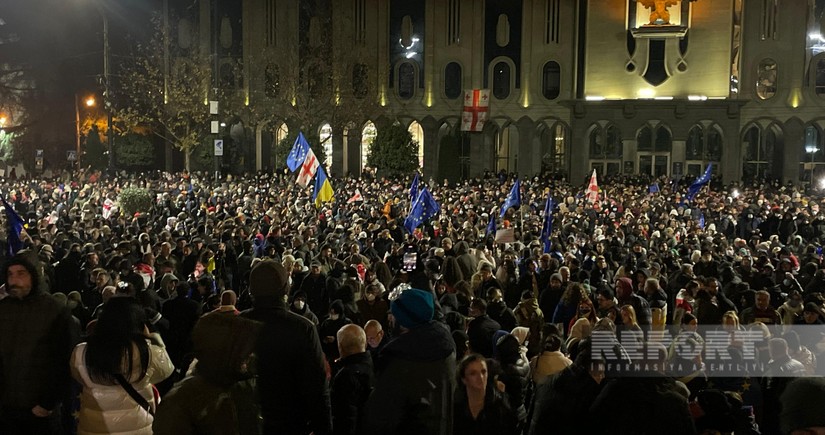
[444,62,462,99]
[589,124,622,175]
[756,59,777,100]
[816,59,825,95]
[361,121,376,170]
[319,123,333,173]
[542,61,561,100]
[636,126,653,152]
[408,121,424,168]
[398,62,415,100]
[539,122,566,174]
[654,126,672,152]
[686,126,703,160]
[800,124,825,182]
[352,64,369,99]
[492,62,511,99]
[742,124,777,182]
[706,127,723,161]
[265,64,279,98]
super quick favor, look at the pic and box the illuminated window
[492,62,511,99]
[589,124,622,175]
[361,121,376,170]
[800,125,825,182]
[409,121,424,168]
[742,124,779,182]
[444,62,462,99]
[756,59,777,100]
[542,61,561,100]
[319,123,333,173]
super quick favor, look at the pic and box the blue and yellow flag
[313,165,334,207]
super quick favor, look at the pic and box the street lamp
[89,0,114,172]
[807,145,819,185]
[76,95,95,169]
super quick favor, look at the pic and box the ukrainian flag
[313,165,334,207]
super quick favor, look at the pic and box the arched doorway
[361,121,377,171]
[535,121,567,176]
[495,123,519,173]
[408,121,424,169]
[636,124,672,176]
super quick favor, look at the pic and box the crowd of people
[1,167,825,435]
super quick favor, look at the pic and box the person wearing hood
[495,334,531,429]
[454,241,478,281]
[240,260,332,435]
[153,312,262,435]
[290,291,320,325]
[319,300,353,364]
[615,277,652,326]
[157,272,179,301]
[356,283,388,328]
[362,288,456,435]
[0,254,76,434]
[486,288,517,333]
[514,291,545,358]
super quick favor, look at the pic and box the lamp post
[807,145,819,186]
[91,1,113,172]
[75,95,95,170]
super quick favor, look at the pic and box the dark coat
[467,314,502,358]
[590,377,696,435]
[331,352,374,435]
[453,388,518,435]
[0,292,75,412]
[362,321,456,435]
[529,364,603,435]
[241,299,331,435]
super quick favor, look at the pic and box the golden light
[85,97,96,107]
[0,116,6,127]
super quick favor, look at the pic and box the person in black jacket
[331,324,374,435]
[241,260,331,435]
[494,334,531,430]
[453,354,518,435]
[467,298,502,358]
[0,253,76,434]
[319,300,353,364]
[362,288,456,435]
[529,338,605,435]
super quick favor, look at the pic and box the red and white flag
[461,89,490,132]
[296,148,320,188]
[347,189,364,203]
[586,169,600,209]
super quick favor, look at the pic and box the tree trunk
[184,150,191,172]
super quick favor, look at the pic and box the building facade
[171,0,825,185]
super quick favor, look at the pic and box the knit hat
[391,288,434,329]
[249,260,289,298]
[780,377,825,434]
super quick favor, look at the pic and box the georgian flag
[586,169,600,210]
[347,189,364,203]
[102,198,117,219]
[296,148,320,188]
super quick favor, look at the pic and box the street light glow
[85,97,96,107]
[0,116,6,127]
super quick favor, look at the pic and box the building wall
[174,0,825,185]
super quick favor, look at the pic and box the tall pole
[75,94,81,170]
[103,10,114,173]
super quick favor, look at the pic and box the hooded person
[362,288,456,435]
[153,314,262,435]
[615,277,652,326]
[240,260,332,435]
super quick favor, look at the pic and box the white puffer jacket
[70,333,175,435]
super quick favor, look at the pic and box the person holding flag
[485,213,496,237]
[313,166,334,208]
[404,187,439,234]
[1,197,25,256]
[686,164,713,201]
[540,193,554,253]
[500,178,521,218]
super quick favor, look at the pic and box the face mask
[293,300,305,310]
[783,279,791,286]
[329,313,340,321]
[366,293,376,302]
[789,300,801,308]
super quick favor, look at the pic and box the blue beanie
[391,288,434,329]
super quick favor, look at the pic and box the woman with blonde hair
[619,305,644,343]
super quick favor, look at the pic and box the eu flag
[287,132,311,172]
[649,183,659,194]
[540,193,554,253]
[404,187,439,234]
[500,178,521,218]
[486,213,496,237]
[2,197,24,257]
[698,212,705,230]
[686,164,713,201]
[409,172,420,202]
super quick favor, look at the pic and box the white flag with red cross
[586,169,600,210]
[461,89,490,132]
[296,148,320,188]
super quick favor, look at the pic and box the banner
[461,89,490,132]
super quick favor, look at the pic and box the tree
[367,124,419,178]
[115,133,155,169]
[115,14,212,170]
[84,125,108,170]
